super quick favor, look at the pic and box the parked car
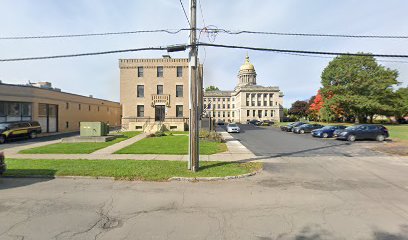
[216,120,225,125]
[311,125,347,138]
[248,120,261,126]
[261,120,274,126]
[227,123,240,133]
[0,121,42,144]
[0,152,5,176]
[335,124,389,142]
[293,123,324,134]
[280,122,306,132]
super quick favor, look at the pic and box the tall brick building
[120,56,203,132]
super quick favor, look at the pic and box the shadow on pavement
[0,170,56,190]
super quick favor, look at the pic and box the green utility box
[80,122,109,137]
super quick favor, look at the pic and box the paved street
[226,124,389,157]
[1,155,408,240]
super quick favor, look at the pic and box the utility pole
[188,0,199,171]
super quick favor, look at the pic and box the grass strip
[3,159,262,181]
[20,131,141,154]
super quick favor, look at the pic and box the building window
[213,98,216,102]
[176,105,183,117]
[157,85,163,95]
[177,66,183,77]
[137,105,144,117]
[89,105,91,111]
[271,110,274,117]
[227,112,230,117]
[232,104,235,108]
[257,100,261,106]
[138,67,144,77]
[66,121,69,128]
[258,110,262,118]
[265,110,268,116]
[98,106,100,112]
[66,102,69,109]
[217,98,220,101]
[218,104,220,109]
[137,85,144,98]
[78,104,81,110]
[246,101,249,106]
[176,85,183,97]
[251,100,255,106]
[222,104,225,109]
[253,110,256,117]
[223,112,225,117]
[218,112,220,117]
[232,112,235,117]
[157,66,163,77]
[247,110,250,117]
[264,101,267,106]
[228,104,230,108]
[270,100,273,106]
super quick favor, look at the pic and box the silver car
[227,123,240,133]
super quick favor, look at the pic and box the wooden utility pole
[188,0,199,171]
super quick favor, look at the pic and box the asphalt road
[0,132,79,151]
[225,124,388,157]
[1,155,408,239]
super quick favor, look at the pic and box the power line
[196,42,408,58]
[2,43,408,62]
[0,29,190,40]
[210,28,408,39]
[2,28,408,40]
[0,46,167,62]
[179,0,191,27]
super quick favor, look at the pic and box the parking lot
[0,132,78,151]
[225,124,389,157]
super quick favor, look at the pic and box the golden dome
[239,55,255,71]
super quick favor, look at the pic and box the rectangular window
[264,101,267,106]
[270,100,273,106]
[265,110,268,116]
[177,66,183,77]
[218,104,220,109]
[138,67,143,77]
[176,105,183,117]
[247,110,250,117]
[223,104,225,109]
[271,110,274,117]
[98,106,100,112]
[218,112,220,117]
[137,85,144,98]
[157,66,163,77]
[232,112,235,117]
[228,104,230,108]
[78,104,81,110]
[253,110,256,117]
[251,100,255,106]
[157,85,163,95]
[176,85,183,97]
[66,102,69,109]
[212,104,215,109]
[137,105,144,117]
[89,105,91,111]
[246,101,249,106]
[227,112,230,117]
[232,104,235,108]
[257,100,261,106]
[258,110,262,118]
[223,112,225,117]
[66,121,69,128]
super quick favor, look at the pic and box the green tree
[321,54,399,123]
[205,85,220,92]
[394,87,408,119]
[288,100,309,120]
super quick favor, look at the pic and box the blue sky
[0,0,407,108]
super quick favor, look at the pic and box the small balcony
[151,94,170,107]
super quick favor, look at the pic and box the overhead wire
[179,0,191,27]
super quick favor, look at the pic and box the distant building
[120,56,203,132]
[204,55,284,123]
[0,81,121,133]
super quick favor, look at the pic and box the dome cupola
[237,54,257,86]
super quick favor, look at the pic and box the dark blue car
[311,125,347,138]
[335,124,389,142]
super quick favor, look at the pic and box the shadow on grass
[0,169,56,190]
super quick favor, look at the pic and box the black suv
[0,121,42,144]
[248,120,262,126]
[335,124,389,142]
[280,122,306,132]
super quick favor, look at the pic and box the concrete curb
[168,169,262,182]
[1,175,115,180]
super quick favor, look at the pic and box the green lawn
[3,159,262,181]
[115,135,227,155]
[20,131,141,154]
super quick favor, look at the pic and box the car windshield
[346,126,359,130]
[0,123,10,130]
[228,124,237,127]
[321,126,333,130]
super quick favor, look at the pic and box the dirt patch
[371,140,408,156]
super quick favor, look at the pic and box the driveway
[1,155,408,239]
[226,124,388,157]
[0,132,79,151]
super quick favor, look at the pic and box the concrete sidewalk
[91,133,147,155]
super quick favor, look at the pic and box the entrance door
[38,103,59,133]
[155,105,165,122]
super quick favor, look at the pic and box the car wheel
[300,130,305,134]
[322,133,329,138]
[347,135,356,142]
[0,135,5,144]
[29,132,37,139]
[376,135,385,142]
